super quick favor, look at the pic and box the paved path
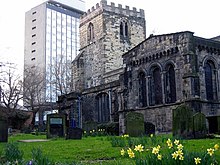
[18,139,50,142]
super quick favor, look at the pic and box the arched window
[88,23,94,42]
[204,60,218,101]
[165,64,176,103]
[138,72,147,107]
[120,20,129,38]
[95,93,110,122]
[149,66,163,105]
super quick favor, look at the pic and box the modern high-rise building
[24,0,85,105]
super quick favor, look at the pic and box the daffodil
[179,155,184,160]
[152,147,159,155]
[177,144,183,150]
[127,148,135,158]
[176,149,183,156]
[150,134,153,138]
[172,151,178,160]
[194,157,201,164]
[174,139,179,145]
[84,131,86,134]
[157,145,161,150]
[121,149,125,156]
[214,144,219,150]
[134,144,144,152]
[166,138,172,144]
[168,142,173,149]
[207,148,214,156]
[157,154,162,160]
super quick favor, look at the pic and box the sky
[0,0,220,73]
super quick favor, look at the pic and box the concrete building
[24,0,85,104]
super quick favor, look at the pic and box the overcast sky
[0,0,220,72]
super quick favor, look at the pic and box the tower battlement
[80,0,145,25]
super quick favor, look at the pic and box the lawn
[0,133,219,164]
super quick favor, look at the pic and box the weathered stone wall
[73,0,146,90]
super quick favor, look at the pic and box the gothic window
[120,20,129,38]
[149,66,163,105]
[96,93,110,123]
[138,72,147,107]
[87,22,94,42]
[165,64,176,103]
[204,60,218,101]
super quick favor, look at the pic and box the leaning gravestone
[0,119,8,142]
[173,104,193,139]
[193,113,207,139]
[126,112,144,137]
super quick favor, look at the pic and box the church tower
[72,0,146,92]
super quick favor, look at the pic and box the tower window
[120,20,129,38]
[87,22,94,42]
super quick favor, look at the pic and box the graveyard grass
[0,133,219,164]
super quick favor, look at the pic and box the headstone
[193,113,207,138]
[46,114,66,138]
[173,104,193,139]
[125,112,144,137]
[0,119,8,142]
[145,122,155,135]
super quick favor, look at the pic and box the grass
[0,134,219,164]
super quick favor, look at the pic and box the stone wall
[73,0,146,91]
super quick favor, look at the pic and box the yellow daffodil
[177,144,184,150]
[84,131,86,134]
[207,148,214,156]
[166,138,172,144]
[176,149,183,156]
[157,145,161,150]
[157,154,162,160]
[172,152,178,160]
[134,144,144,152]
[168,142,173,149]
[89,130,92,133]
[179,155,184,161]
[214,144,219,150]
[194,157,201,164]
[127,148,135,158]
[122,134,129,138]
[152,147,159,155]
[174,139,179,145]
[92,129,95,132]
[121,149,125,156]
[150,134,153,138]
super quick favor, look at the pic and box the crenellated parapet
[80,0,145,26]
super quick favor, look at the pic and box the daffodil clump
[119,137,219,165]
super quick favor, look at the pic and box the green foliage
[3,142,23,163]
[30,147,53,165]
[126,112,144,137]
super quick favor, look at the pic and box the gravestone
[126,112,144,137]
[173,104,193,139]
[47,114,66,138]
[0,119,8,142]
[193,113,207,138]
[145,122,155,135]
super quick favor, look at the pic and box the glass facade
[45,7,80,102]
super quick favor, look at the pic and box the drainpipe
[108,90,112,122]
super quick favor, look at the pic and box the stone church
[59,0,220,135]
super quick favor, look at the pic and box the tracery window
[204,60,218,101]
[165,64,176,103]
[95,93,110,122]
[149,66,163,105]
[87,22,94,42]
[138,72,147,107]
[120,20,129,38]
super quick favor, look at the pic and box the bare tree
[0,63,23,112]
[48,55,72,97]
[23,65,45,126]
